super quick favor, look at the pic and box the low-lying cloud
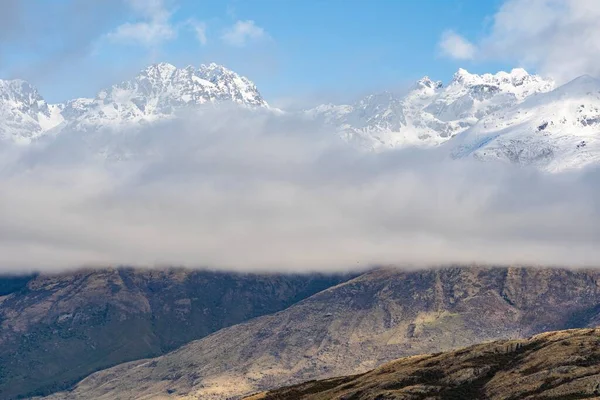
[1,108,600,273]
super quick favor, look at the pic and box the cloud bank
[1,108,600,273]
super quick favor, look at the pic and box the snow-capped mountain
[450,74,600,172]
[62,62,268,130]
[0,79,63,143]
[308,68,555,150]
[0,62,268,143]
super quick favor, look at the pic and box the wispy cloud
[186,18,208,46]
[438,30,476,60]
[107,0,176,47]
[222,20,269,47]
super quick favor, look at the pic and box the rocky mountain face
[0,269,350,399]
[0,63,268,143]
[307,68,555,150]
[41,266,600,400]
[253,327,600,400]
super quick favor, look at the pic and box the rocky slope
[0,268,349,399]
[252,327,600,400]
[42,266,600,400]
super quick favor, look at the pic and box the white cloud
[440,0,600,83]
[2,108,600,273]
[439,30,476,60]
[108,22,176,47]
[186,19,208,46]
[222,20,268,47]
[484,0,600,83]
[107,0,176,47]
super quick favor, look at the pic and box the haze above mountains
[1,62,600,172]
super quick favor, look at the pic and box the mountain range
[306,68,554,150]
[35,266,600,400]
[2,63,600,172]
[0,63,267,144]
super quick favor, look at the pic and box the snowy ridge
[450,74,600,172]
[308,68,555,150]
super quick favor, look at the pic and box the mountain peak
[55,61,269,131]
[448,67,554,100]
[139,62,178,79]
[0,78,64,143]
[509,67,530,77]
[0,78,44,105]
[550,74,600,97]
[451,68,473,83]
[414,76,443,90]
[199,62,229,71]
[197,63,240,82]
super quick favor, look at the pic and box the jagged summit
[139,62,179,81]
[449,67,554,100]
[451,67,474,83]
[74,61,268,128]
[0,78,63,143]
[451,67,530,84]
[414,76,443,90]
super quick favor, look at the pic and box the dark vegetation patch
[0,274,36,296]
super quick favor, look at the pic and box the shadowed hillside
[0,268,351,399]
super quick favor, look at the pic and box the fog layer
[1,109,599,272]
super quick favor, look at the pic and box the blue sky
[0,0,592,106]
